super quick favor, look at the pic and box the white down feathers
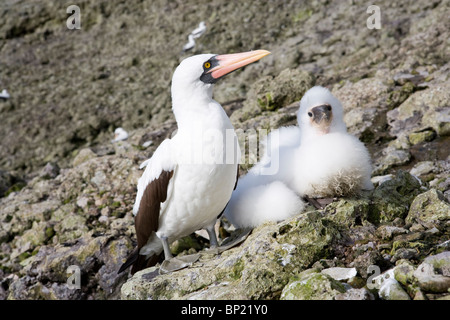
[224,86,373,228]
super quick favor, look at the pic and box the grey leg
[161,236,173,259]
[205,222,218,248]
[159,234,200,275]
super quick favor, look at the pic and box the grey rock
[410,161,435,177]
[121,212,342,300]
[335,288,375,300]
[394,260,416,286]
[72,148,97,167]
[372,269,411,300]
[406,189,450,224]
[321,267,357,281]
[390,248,418,263]
[280,270,346,300]
[414,252,450,293]
[39,162,60,180]
[370,170,422,224]
[376,225,408,240]
[387,83,450,137]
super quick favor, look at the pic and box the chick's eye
[204,62,211,69]
[307,112,313,117]
[327,105,332,111]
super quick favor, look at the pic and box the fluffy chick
[291,86,373,197]
[224,86,373,229]
[224,122,304,229]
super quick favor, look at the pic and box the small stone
[311,259,341,270]
[373,269,410,300]
[321,267,357,281]
[394,260,416,286]
[393,72,424,86]
[100,206,110,216]
[91,170,107,190]
[387,85,450,137]
[280,271,346,300]
[370,171,422,223]
[408,130,436,145]
[376,225,408,240]
[72,148,97,167]
[410,161,435,176]
[76,196,89,209]
[409,223,425,232]
[381,149,411,168]
[39,162,60,179]
[371,174,394,186]
[98,215,109,224]
[406,189,450,224]
[391,248,418,263]
[141,140,153,148]
[334,288,375,300]
[414,252,450,293]
[392,218,405,227]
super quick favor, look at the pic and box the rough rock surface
[1,0,449,300]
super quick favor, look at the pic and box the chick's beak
[209,49,270,80]
[310,104,333,135]
[311,104,332,125]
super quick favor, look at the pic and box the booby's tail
[224,178,305,229]
[118,249,163,275]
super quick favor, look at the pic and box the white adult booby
[191,21,206,39]
[111,127,128,142]
[224,86,373,228]
[291,86,373,197]
[118,50,270,274]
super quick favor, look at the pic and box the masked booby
[118,50,270,274]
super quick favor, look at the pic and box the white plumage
[291,132,373,197]
[111,127,128,142]
[182,21,207,52]
[290,86,373,197]
[0,89,10,99]
[225,178,305,229]
[191,21,206,39]
[119,50,270,274]
[224,126,304,228]
[224,86,373,229]
[182,34,196,52]
[136,54,239,258]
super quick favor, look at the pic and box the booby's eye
[308,112,313,117]
[204,62,211,69]
[326,105,332,111]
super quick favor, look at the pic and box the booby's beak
[200,50,270,84]
[309,104,333,134]
[211,50,270,79]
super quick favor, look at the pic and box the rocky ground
[0,0,449,300]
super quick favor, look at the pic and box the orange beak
[208,50,271,80]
